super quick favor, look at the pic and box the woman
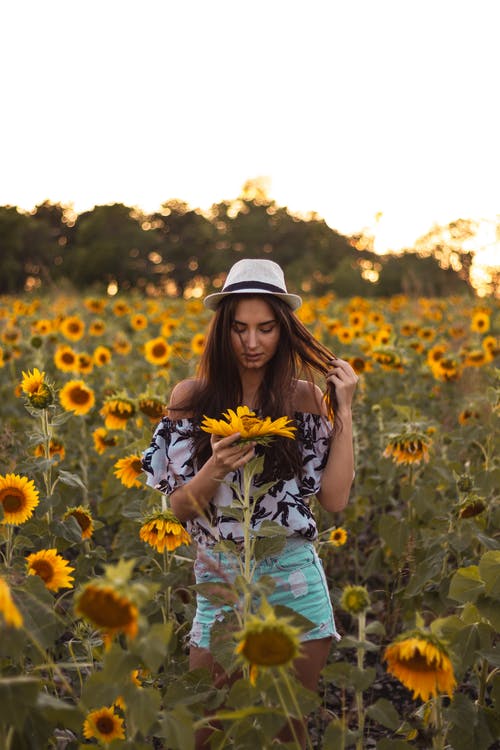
[142,258,358,746]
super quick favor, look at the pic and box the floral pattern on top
[141,412,333,548]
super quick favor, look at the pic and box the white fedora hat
[203,258,302,311]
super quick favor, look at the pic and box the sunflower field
[0,290,499,750]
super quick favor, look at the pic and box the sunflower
[470,311,490,333]
[76,352,94,375]
[190,333,206,355]
[75,583,139,640]
[235,600,302,685]
[463,349,490,367]
[60,315,85,342]
[112,300,131,317]
[53,344,79,372]
[34,438,65,462]
[201,405,296,444]
[160,318,180,337]
[89,318,106,336]
[130,313,148,331]
[84,297,107,314]
[114,455,144,488]
[384,632,456,702]
[340,585,370,615]
[458,408,480,425]
[430,355,461,382]
[144,336,172,366]
[26,548,75,592]
[100,397,135,430]
[31,319,53,336]
[138,397,166,422]
[383,432,431,465]
[139,509,192,553]
[83,706,125,743]
[59,379,95,416]
[64,505,95,539]
[482,335,499,357]
[329,527,348,547]
[458,496,486,519]
[113,334,132,356]
[372,347,403,371]
[0,575,23,628]
[92,427,118,454]
[20,367,53,409]
[0,473,40,525]
[93,345,112,367]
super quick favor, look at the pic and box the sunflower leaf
[57,469,86,490]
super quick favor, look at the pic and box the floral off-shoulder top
[141,412,333,548]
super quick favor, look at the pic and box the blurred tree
[148,200,216,294]
[0,207,33,292]
[61,204,156,289]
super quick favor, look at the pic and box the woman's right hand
[210,433,255,477]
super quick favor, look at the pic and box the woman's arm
[316,358,358,513]
[166,380,255,522]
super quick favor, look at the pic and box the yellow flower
[20,367,53,409]
[84,297,107,314]
[60,315,85,342]
[26,548,75,592]
[0,575,23,628]
[139,510,192,553]
[138,397,166,422]
[144,336,172,366]
[201,405,296,444]
[329,527,348,547]
[75,583,139,640]
[0,473,40,525]
[77,352,94,375]
[93,345,112,366]
[458,408,480,425]
[59,379,95,415]
[92,427,118,454]
[112,300,131,317]
[470,311,490,333]
[191,333,206,355]
[340,585,370,615]
[384,633,456,702]
[130,313,148,330]
[100,397,135,430]
[53,344,79,372]
[34,438,65,462]
[113,334,132,355]
[89,318,106,336]
[83,706,125,743]
[114,455,144,489]
[64,505,95,539]
[383,432,431,465]
[235,601,302,685]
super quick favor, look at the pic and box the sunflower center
[131,459,142,473]
[70,386,91,404]
[62,352,76,364]
[96,716,115,735]
[243,629,296,666]
[72,511,91,531]
[1,490,24,513]
[31,560,54,583]
[152,344,167,357]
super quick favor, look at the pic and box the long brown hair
[172,294,339,480]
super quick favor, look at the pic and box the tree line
[0,183,476,298]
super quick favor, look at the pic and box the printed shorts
[190,536,340,650]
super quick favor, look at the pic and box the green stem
[355,611,366,750]
[432,695,445,750]
[280,668,314,750]
[271,671,305,750]
[477,657,488,707]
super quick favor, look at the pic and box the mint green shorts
[190,537,340,650]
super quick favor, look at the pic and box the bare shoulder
[293,379,326,416]
[168,379,200,418]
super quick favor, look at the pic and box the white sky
[1,0,499,258]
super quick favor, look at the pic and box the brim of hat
[203,289,302,311]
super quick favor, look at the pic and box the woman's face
[230,297,280,374]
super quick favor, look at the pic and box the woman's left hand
[326,358,358,412]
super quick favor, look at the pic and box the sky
[1,0,499,271]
